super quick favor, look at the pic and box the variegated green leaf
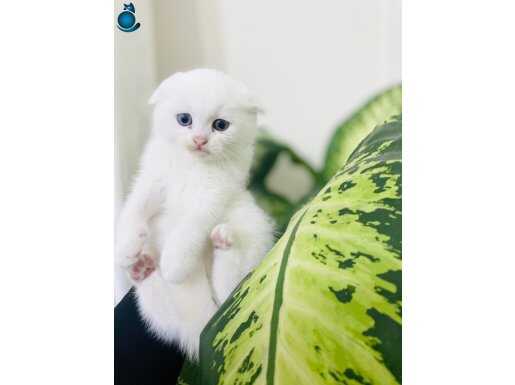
[177,359,200,385]
[321,85,401,184]
[199,116,402,385]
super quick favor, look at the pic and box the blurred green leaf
[321,85,402,184]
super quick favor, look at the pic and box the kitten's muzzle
[193,135,208,150]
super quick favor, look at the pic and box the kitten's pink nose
[193,135,208,148]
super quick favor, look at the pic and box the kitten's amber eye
[212,119,230,132]
[176,113,192,127]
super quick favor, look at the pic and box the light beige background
[115,0,401,303]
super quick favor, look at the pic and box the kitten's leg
[116,219,149,268]
[210,196,275,305]
[115,173,164,268]
[160,193,232,284]
[159,222,208,283]
[210,224,242,305]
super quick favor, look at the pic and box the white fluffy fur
[115,69,275,360]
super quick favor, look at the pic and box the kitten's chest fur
[148,157,242,248]
[164,162,227,216]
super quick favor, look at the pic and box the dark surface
[115,288,185,385]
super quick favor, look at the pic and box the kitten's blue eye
[176,113,192,127]
[212,119,230,132]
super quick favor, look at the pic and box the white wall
[213,0,401,166]
[115,0,401,303]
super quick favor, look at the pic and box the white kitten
[115,69,275,360]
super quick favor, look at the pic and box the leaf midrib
[266,211,306,385]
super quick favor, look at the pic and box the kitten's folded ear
[244,93,265,115]
[148,72,184,105]
[232,78,264,114]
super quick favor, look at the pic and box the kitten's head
[149,69,260,163]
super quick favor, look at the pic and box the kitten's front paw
[128,253,156,282]
[115,226,148,267]
[210,224,233,250]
